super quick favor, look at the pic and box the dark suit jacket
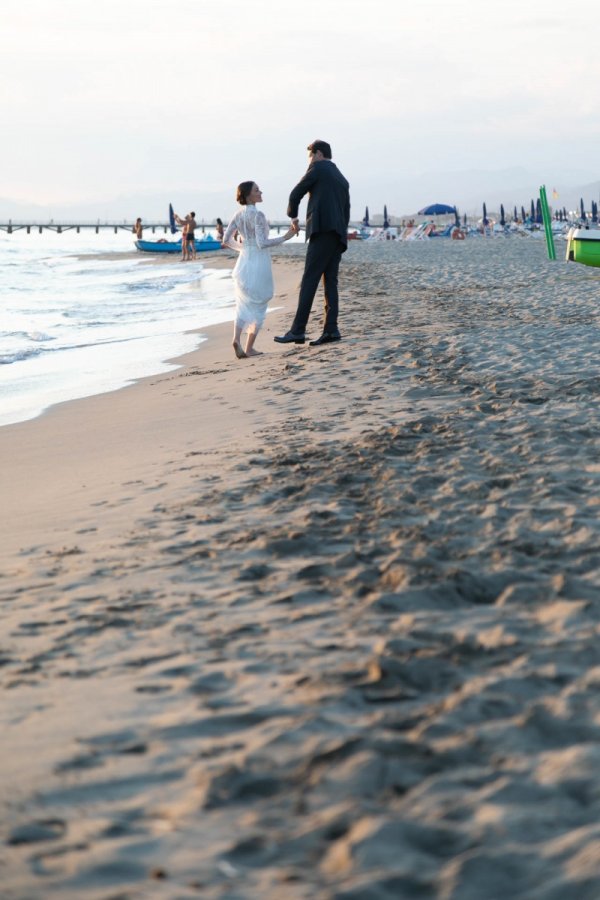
[287,160,350,249]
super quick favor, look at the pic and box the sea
[1,228,244,428]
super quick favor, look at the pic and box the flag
[552,188,559,199]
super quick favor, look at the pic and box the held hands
[285,219,300,240]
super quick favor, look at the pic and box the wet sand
[1,239,600,899]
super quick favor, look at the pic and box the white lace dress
[222,205,288,330]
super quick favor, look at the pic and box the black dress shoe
[274,331,306,344]
[309,331,342,346]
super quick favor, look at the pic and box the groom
[274,140,350,346]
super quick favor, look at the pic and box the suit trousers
[291,231,344,334]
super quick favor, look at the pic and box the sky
[2,0,600,219]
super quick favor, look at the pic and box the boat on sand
[565,228,600,268]
[135,235,222,254]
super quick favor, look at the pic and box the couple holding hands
[221,139,350,359]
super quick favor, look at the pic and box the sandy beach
[1,239,600,899]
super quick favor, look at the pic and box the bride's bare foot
[233,340,247,359]
[245,348,263,356]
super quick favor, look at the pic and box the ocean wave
[27,331,54,343]
[118,279,180,293]
[0,346,47,365]
[1,333,151,365]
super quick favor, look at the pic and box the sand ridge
[1,240,600,898]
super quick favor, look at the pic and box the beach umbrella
[521,206,527,222]
[593,201,598,223]
[383,205,390,229]
[580,198,586,221]
[482,202,488,226]
[530,199,535,221]
[500,204,506,227]
[454,206,460,226]
[463,213,467,226]
[168,203,178,234]
[513,206,518,222]
[536,199,543,224]
[362,206,370,226]
[418,203,456,216]
[563,207,567,221]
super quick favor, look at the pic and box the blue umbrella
[513,206,518,222]
[536,199,543,224]
[521,206,527,222]
[454,206,460,226]
[580,198,586,221]
[418,203,456,215]
[482,202,488,226]
[500,204,506,227]
[362,206,370,227]
[530,199,535,221]
[169,203,178,234]
[383,205,390,228]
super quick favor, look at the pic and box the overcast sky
[3,0,600,218]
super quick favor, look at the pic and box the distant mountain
[568,181,600,212]
[2,169,598,223]
[348,166,599,219]
[0,189,235,224]
[0,197,55,220]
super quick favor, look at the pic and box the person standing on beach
[215,217,224,241]
[174,211,197,261]
[222,181,297,359]
[274,139,350,347]
[133,217,143,239]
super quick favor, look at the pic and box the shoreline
[0,251,241,430]
[0,255,303,564]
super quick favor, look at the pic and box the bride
[222,181,297,358]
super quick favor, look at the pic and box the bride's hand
[285,227,296,240]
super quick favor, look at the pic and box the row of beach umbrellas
[486,198,598,226]
[361,198,599,230]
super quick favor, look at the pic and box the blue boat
[135,235,222,254]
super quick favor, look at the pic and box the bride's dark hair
[236,181,255,205]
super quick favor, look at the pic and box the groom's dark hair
[307,139,332,159]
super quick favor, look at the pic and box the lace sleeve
[255,211,288,249]
[222,213,242,251]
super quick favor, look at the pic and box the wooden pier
[0,220,295,235]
